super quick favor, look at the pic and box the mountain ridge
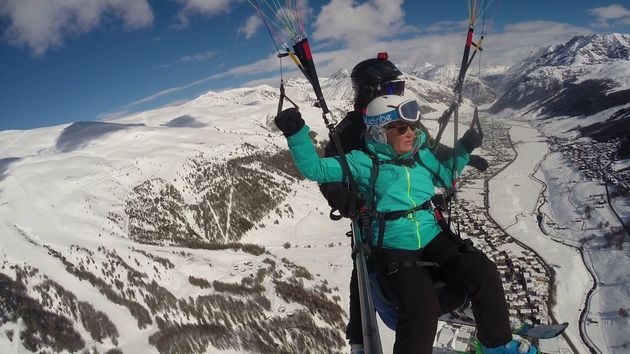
[490,33,630,115]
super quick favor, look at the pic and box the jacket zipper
[404,166,422,248]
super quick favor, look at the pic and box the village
[433,198,554,351]
[457,199,552,325]
[547,136,630,195]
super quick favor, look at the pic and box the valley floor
[486,114,630,354]
[487,119,591,354]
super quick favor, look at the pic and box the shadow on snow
[0,157,22,182]
[161,115,206,128]
[55,121,144,152]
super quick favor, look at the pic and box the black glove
[459,128,482,153]
[334,189,363,218]
[275,108,305,137]
[469,154,489,171]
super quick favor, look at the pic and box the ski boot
[480,338,538,354]
[349,343,364,354]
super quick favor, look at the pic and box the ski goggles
[391,99,421,122]
[374,80,405,96]
[364,99,421,127]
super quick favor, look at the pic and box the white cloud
[487,21,593,65]
[424,20,469,33]
[180,50,217,62]
[587,4,630,27]
[309,21,592,71]
[113,19,593,116]
[173,0,235,28]
[121,52,281,110]
[313,0,408,47]
[238,14,262,39]
[155,50,217,69]
[0,0,153,56]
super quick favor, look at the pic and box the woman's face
[386,121,417,155]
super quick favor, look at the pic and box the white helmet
[363,95,421,143]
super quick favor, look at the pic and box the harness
[360,135,452,253]
[363,154,434,253]
[351,136,476,330]
[355,138,479,273]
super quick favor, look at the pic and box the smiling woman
[363,96,422,153]
[385,121,418,155]
[274,94,513,353]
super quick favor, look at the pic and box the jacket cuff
[287,125,311,147]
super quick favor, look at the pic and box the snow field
[540,151,630,354]
[488,122,592,354]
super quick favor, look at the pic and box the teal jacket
[286,125,470,250]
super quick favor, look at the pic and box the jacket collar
[364,131,426,162]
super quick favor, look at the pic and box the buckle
[386,262,399,275]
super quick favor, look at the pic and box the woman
[275,95,536,354]
[319,54,489,354]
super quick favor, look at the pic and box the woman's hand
[275,108,305,137]
[459,128,482,153]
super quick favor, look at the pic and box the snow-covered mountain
[0,90,356,353]
[318,66,478,115]
[191,68,479,123]
[485,36,630,354]
[489,33,630,163]
[398,62,505,105]
[490,33,630,115]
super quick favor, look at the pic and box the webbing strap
[370,201,432,221]
[366,156,381,249]
[374,202,430,252]
[276,81,299,116]
[377,218,386,251]
[385,260,438,275]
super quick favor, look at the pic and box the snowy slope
[0,72,480,353]
[399,62,504,105]
[0,93,354,353]
[491,33,630,115]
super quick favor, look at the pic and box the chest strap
[369,200,433,221]
[373,201,433,251]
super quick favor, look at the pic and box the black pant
[346,232,512,353]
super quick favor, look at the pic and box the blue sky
[1,0,629,131]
